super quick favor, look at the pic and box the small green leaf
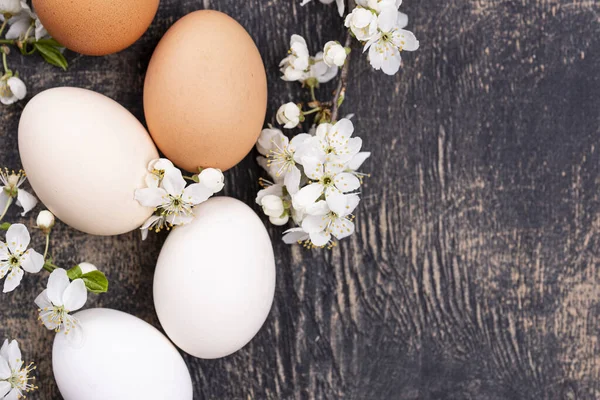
[0,222,11,231]
[81,270,109,294]
[67,265,82,280]
[337,92,345,108]
[34,43,68,71]
[35,38,63,47]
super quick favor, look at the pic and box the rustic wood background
[1,0,599,399]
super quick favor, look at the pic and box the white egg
[18,87,158,235]
[53,308,193,400]
[153,196,276,359]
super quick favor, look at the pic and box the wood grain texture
[1,0,599,399]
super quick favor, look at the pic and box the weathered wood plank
[1,0,599,399]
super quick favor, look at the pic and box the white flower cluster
[345,0,419,75]
[300,0,345,17]
[134,159,225,239]
[279,34,346,84]
[256,118,369,248]
[0,338,37,400]
[0,0,63,106]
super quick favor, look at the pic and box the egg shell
[53,308,193,400]
[144,10,268,172]
[33,0,159,56]
[154,196,275,359]
[18,87,157,235]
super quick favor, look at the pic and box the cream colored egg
[53,308,193,400]
[18,87,158,235]
[153,197,276,359]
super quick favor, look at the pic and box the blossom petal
[331,217,355,240]
[347,152,371,171]
[310,230,331,247]
[4,17,29,40]
[4,388,19,400]
[301,156,324,180]
[15,188,37,216]
[334,173,361,193]
[302,214,328,234]
[0,191,10,218]
[134,187,167,208]
[397,12,409,29]
[6,223,30,254]
[63,279,87,312]
[305,200,330,216]
[282,228,309,244]
[256,184,284,205]
[34,289,52,310]
[0,241,9,260]
[3,266,23,292]
[399,29,419,51]
[0,381,11,397]
[7,77,26,100]
[183,183,213,205]
[292,183,324,209]
[284,166,301,195]
[326,191,348,216]
[5,340,20,371]
[47,268,70,306]
[161,167,186,196]
[0,357,10,381]
[20,248,44,273]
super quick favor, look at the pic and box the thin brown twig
[330,0,355,122]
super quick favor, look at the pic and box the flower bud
[36,210,55,233]
[261,195,285,218]
[269,214,289,226]
[198,168,225,193]
[78,262,97,274]
[323,41,347,67]
[276,102,301,129]
[0,0,21,17]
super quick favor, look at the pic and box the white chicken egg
[18,87,158,235]
[153,196,276,359]
[52,308,193,400]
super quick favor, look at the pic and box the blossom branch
[330,0,354,122]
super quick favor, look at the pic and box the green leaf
[0,222,11,231]
[337,92,345,108]
[35,38,63,47]
[34,43,68,71]
[81,271,109,294]
[67,265,82,280]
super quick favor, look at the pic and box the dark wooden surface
[1,0,599,399]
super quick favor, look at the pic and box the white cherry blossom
[139,214,167,240]
[0,224,43,293]
[0,0,21,15]
[4,1,47,41]
[308,52,338,83]
[256,128,312,194]
[300,0,345,17]
[280,35,310,82]
[323,41,347,67]
[344,7,378,41]
[301,192,360,246]
[0,76,26,105]
[35,268,87,341]
[145,158,176,188]
[276,102,301,129]
[36,210,55,233]
[197,168,225,193]
[309,118,363,163]
[0,339,37,400]
[0,169,37,216]
[364,11,419,75]
[135,167,212,226]
[292,157,361,210]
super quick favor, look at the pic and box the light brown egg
[143,10,268,172]
[33,0,159,56]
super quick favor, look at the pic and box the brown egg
[143,10,268,172]
[33,0,159,56]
